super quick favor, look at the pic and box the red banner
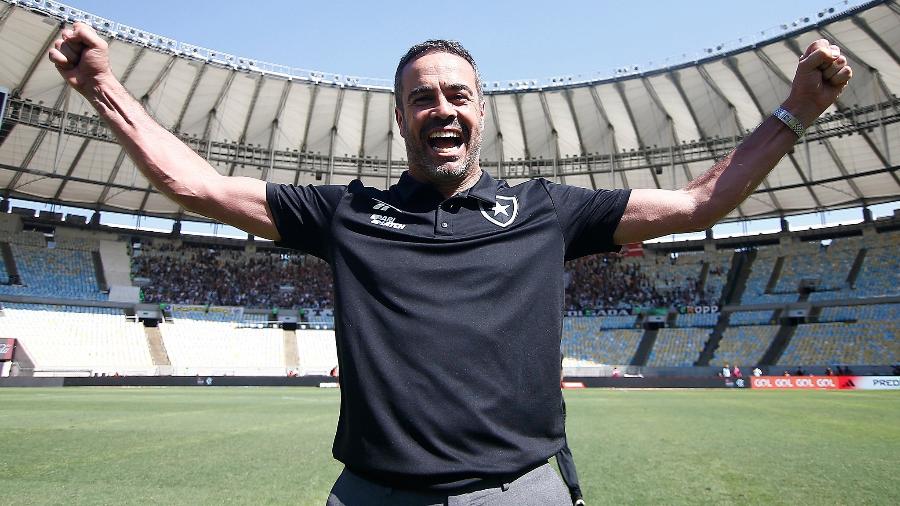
[0,338,14,360]
[750,376,840,389]
[623,243,644,257]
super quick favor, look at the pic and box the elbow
[684,192,721,232]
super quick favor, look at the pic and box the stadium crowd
[563,254,719,312]
[131,243,333,308]
[131,242,720,312]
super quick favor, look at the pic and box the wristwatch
[773,106,805,138]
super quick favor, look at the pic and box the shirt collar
[394,170,498,205]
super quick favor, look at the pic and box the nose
[431,93,456,120]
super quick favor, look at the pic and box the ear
[479,99,486,131]
[394,106,406,138]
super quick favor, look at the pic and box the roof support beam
[14,24,63,97]
[50,137,91,201]
[785,152,824,209]
[587,86,623,189]
[356,90,371,179]
[642,77,694,188]
[385,93,395,188]
[0,25,61,151]
[818,137,869,204]
[140,56,177,108]
[94,148,128,206]
[326,87,346,184]
[172,64,207,133]
[563,89,595,190]
[851,16,900,68]
[299,86,319,153]
[538,92,562,183]
[263,79,292,183]
[696,65,745,134]
[6,87,70,195]
[227,74,264,177]
[118,47,145,85]
[615,81,661,189]
[294,85,320,187]
[487,95,505,179]
[512,94,531,162]
[0,2,14,31]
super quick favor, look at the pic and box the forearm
[684,103,807,228]
[82,76,222,214]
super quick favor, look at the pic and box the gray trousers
[326,462,571,506]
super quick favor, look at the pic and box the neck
[408,166,483,199]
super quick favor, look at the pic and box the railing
[4,95,898,180]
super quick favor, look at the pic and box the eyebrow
[407,83,475,101]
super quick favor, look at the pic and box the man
[49,24,850,505]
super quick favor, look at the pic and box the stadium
[0,0,898,503]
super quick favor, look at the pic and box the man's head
[394,40,485,187]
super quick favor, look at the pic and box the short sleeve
[543,180,631,260]
[266,182,347,259]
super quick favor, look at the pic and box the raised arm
[613,40,852,245]
[48,23,281,241]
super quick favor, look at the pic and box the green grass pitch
[1,387,898,505]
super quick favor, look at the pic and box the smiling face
[395,50,485,188]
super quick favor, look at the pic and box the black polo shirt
[267,170,629,491]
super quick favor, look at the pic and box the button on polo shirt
[267,170,630,491]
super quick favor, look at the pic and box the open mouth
[426,130,465,155]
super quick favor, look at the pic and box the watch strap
[773,106,805,138]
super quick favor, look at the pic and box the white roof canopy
[1,0,898,223]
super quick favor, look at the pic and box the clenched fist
[784,39,853,127]
[48,22,115,95]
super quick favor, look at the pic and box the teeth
[428,131,461,139]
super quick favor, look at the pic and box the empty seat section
[646,328,710,367]
[561,317,642,365]
[160,320,285,376]
[295,330,338,375]
[714,325,778,367]
[0,304,152,375]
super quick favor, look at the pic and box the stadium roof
[0,0,898,224]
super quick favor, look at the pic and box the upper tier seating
[810,231,899,300]
[728,310,775,325]
[741,247,797,304]
[564,252,718,312]
[132,240,332,309]
[0,240,106,301]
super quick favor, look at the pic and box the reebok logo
[371,200,401,213]
[370,214,406,229]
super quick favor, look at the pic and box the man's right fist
[48,22,114,94]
